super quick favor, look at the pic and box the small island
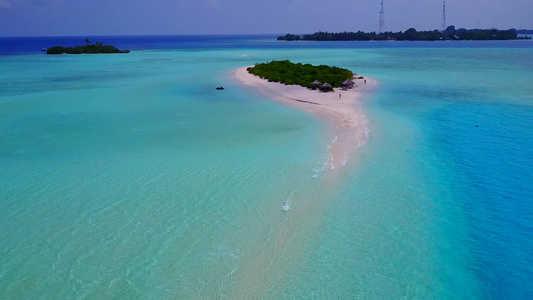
[247,60,357,92]
[46,39,130,54]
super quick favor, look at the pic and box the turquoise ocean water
[1,37,532,298]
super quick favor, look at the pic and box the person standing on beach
[339,94,342,99]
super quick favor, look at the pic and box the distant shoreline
[278,27,529,42]
[233,66,377,171]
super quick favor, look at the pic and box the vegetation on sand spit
[247,60,354,91]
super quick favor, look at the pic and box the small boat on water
[216,86,225,90]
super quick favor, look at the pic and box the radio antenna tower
[379,0,385,34]
[441,1,446,32]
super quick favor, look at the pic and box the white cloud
[0,0,62,9]
[206,0,218,7]
[28,0,62,9]
[0,0,12,9]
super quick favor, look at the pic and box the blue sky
[1,0,532,36]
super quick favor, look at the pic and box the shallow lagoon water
[1,37,532,298]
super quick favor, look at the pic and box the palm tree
[85,38,91,45]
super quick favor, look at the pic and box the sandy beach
[233,66,377,171]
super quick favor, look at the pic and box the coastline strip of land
[233,66,377,171]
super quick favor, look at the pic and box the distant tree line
[512,29,533,34]
[278,26,530,41]
[247,60,354,91]
[46,40,130,54]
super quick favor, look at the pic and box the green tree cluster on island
[46,40,130,54]
[247,60,353,91]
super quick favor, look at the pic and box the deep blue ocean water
[1,36,532,298]
[1,34,531,56]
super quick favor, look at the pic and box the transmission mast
[441,1,446,32]
[379,0,385,34]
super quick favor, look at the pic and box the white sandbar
[233,66,377,171]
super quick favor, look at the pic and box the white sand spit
[233,66,377,171]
